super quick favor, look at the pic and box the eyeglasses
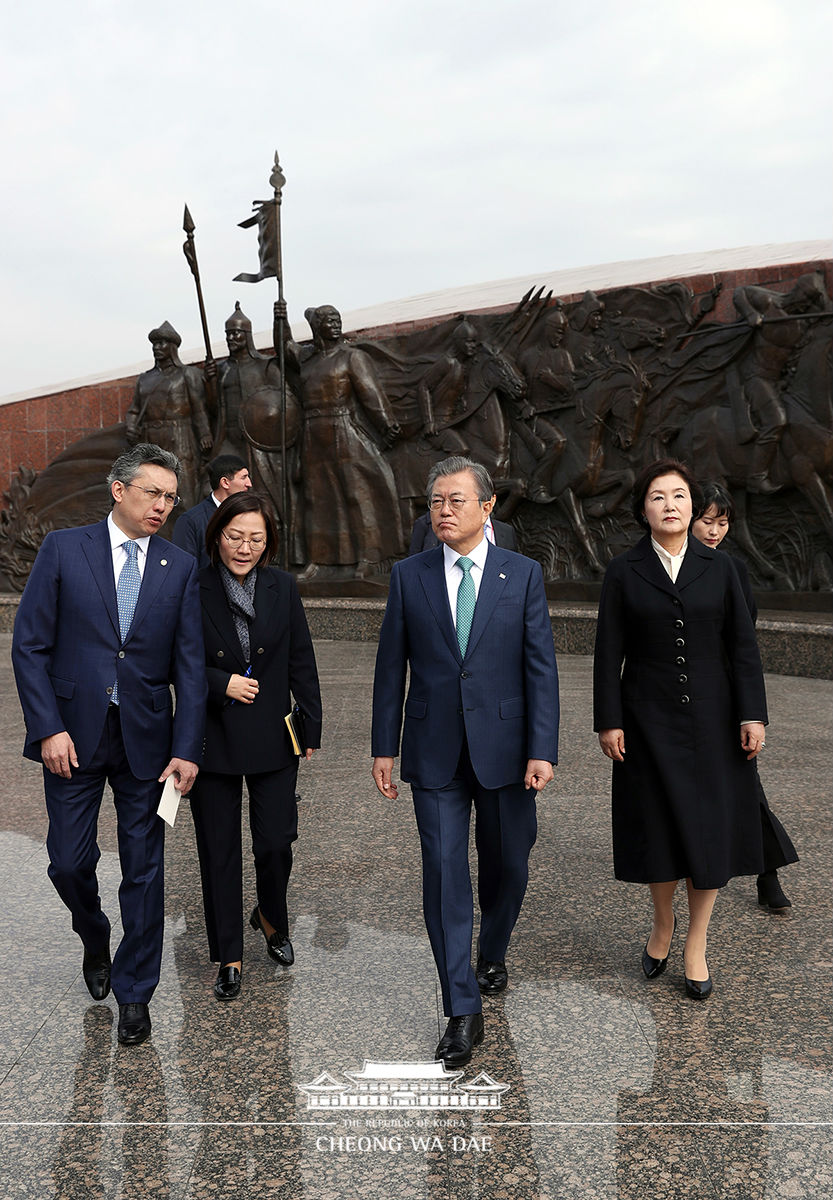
[221,530,267,550]
[428,496,482,512]
[126,484,180,507]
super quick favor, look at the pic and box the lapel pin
[160,559,168,566]
[499,573,506,579]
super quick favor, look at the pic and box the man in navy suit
[172,453,252,568]
[372,457,559,1067]
[12,444,207,1047]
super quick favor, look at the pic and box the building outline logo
[298,1060,509,1110]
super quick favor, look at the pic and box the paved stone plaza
[1,635,830,1198]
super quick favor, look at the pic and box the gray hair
[426,457,494,504]
[107,443,181,494]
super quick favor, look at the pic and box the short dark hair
[426,457,494,504]
[631,457,702,529]
[694,480,735,524]
[208,454,248,491]
[106,443,180,496]
[204,492,279,566]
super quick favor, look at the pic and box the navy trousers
[44,705,165,1005]
[411,742,537,1017]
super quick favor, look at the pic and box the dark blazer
[172,495,217,569]
[372,544,559,790]
[408,512,517,555]
[592,533,767,887]
[12,520,206,777]
[198,565,322,775]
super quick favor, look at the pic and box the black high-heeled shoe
[249,905,294,966]
[641,915,677,979]
[683,942,713,999]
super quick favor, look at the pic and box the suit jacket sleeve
[522,558,560,764]
[371,561,409,757]
[11,532,67,743]
[169,555,208,763]
[592,559,626,732]
[287,576,323,748]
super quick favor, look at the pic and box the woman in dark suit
[190,492,322,1000]
[593,459,768,1000]
[691,481,798,911]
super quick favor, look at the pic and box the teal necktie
[456,556,476,657]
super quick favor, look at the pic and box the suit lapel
[81,521,120,640]
[676,537,713,591]
[417,549,460,662]
[250,569,281,649]
[200,569,248,669]
[464,544,508,659]
[627,534,680,600]
[125,535,171,643]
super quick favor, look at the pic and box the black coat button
[674,618,684,629]
[118,650,125,658]
[675,637,685,648]
[217,650,224,658]
[461,671,469,679]
[257,647,265,654]
[681,694,691,703]
[675,656,686,666]
[679,674,688,683]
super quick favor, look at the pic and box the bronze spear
[182,204,220,449]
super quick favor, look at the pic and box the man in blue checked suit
[12,443,206,1047]
[372,456,559,1068]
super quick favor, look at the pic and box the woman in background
[594,459,767,1000]
[691,481,798,911]
[190,492,322,1000]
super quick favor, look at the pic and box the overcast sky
[2,0,831,399]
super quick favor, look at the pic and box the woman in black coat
[189,492,322,1000]
[593,459,768,1000]
[691,481,798,911]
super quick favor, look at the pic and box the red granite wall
[2,256,830,510]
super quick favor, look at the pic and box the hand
[159,758,199,796]
[199,434,213,454]
[303,747,317,761]
[740,721,767,759]
[382,422,401,449]
[598,729,625,762]
[41,731,79,778]
[204,359,217,380]
[274,299,288,322]
[226,674,259,703]
[524,759,553,791]
[372,756,399,799]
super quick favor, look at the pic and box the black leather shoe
[82,947,111,1001]
[249,906,294,966]
[214,965,242,1000]
[684,974,713,1000]
[435,1013,484,1068]
[757,870,792,911]
[476,954,508,995]
[117,1003,151,1045]
[641,915,677,979]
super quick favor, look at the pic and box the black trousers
[190,763,298,963]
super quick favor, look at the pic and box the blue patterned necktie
[456,556,476,657]
[112,540,141,705]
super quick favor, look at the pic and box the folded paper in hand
[284,704,306,756]
[157,775,181,827]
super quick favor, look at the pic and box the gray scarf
[219,564,257,662]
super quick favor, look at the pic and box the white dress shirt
[443,535,489,630]
[108,512,149,584]
[651,536,687,583]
